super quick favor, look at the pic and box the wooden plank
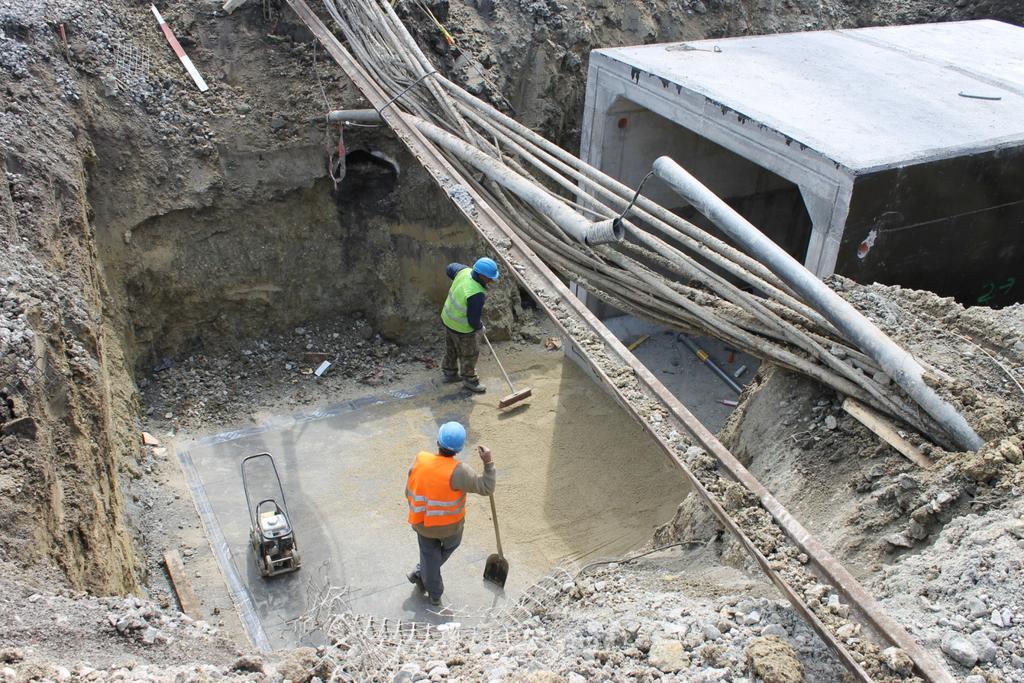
[843,397,934,469]
[163,549,203,619]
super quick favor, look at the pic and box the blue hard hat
[473,257,499,281]
[437,421,467,453]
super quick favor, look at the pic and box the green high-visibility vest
[441,268,485,333]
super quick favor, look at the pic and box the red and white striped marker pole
[150,4,208,92]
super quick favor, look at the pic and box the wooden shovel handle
[488,494,504,558]
[482,331,516,393]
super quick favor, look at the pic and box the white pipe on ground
[652,156,983,452]
[326,109,385,124]
[327,109,623,246]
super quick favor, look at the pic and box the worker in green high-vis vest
[440,257,499,393]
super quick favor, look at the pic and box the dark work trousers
[442,326,480,383]
[415,529,464,600]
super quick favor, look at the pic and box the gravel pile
[0,651,332,683]
[330,556,847,682]
[105,595,218,647]
[873,506,1024,681]
[0,661,258,683]
[0,559,336,682]
[0,642,336,683]
[139,314,442,435]
[0,556,246,677]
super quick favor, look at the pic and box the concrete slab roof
[594,20,1024,173]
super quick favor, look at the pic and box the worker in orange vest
[406,421,495,606]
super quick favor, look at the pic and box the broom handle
[482,331,516,393]
[488,494,504,558]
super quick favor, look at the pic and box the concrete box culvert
[581,19,1024,309]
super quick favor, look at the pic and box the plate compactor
[241,453,301,578]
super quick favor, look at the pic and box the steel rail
[283,2,953,680]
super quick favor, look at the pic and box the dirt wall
[90,145,516,371]
[1,60,139,592]
[85,8,519,372]
[4,0,525,595]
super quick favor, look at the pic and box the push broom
[481,331,532,408]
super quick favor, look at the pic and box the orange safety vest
[406,452,467,527]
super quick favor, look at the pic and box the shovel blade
[497,387,532,409]
[483,553,509,587]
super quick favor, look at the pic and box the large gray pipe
[652,156,983,451]
[327,109,623,245]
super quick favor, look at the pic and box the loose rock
[940,635,979,668]
[647,639,687,673]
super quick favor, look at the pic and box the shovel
[481,331,532,409]
[483,493,509,587]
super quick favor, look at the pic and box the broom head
[497,387,532,409]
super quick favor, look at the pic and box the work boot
[428,594,442,607]
[407,570,424,592]
[442,371,459,384]
[462,379,486,394]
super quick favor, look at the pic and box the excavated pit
[92,143,696,647]
[5,2,1024,679]
[176,339,689,648]
[53,6,968,649]
[80,42,694,643]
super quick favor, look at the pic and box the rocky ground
[137,314,442,435]
[324,549,844,682]
[713,287,1024,682]
[3,0,1024,682]
[0,555,260,682]
[874,508,1024,681]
